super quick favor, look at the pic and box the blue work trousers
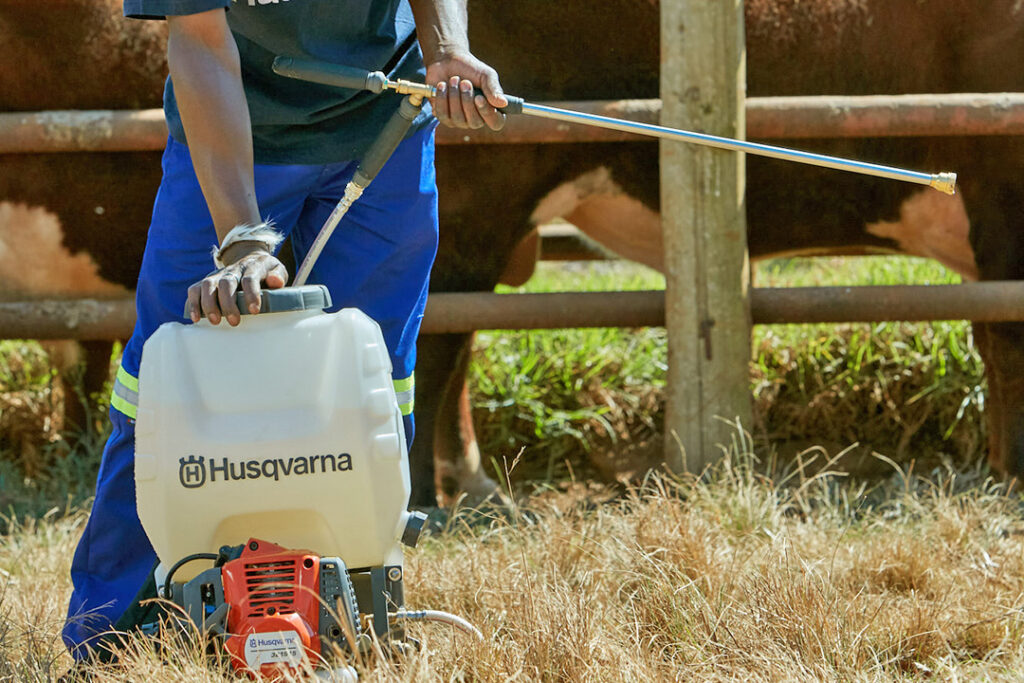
[63,124,438,656]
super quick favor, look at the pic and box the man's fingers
[186,283,202,323]
[446,76,468,128]
[200,278,221,325]
[240,264,263,315]
[476,95,506,132]
[189,253,287,324]
[217,273,242,326]
[477,67,508,132]
[459,80,485,129]
[479,68,508,110]
[266,261,288,289]
[433,80,451,126]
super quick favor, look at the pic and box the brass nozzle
[930,172,958,196]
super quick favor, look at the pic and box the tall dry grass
[3,433,1024,681]
[0,255,1013,679]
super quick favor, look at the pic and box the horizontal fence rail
[4,282,1024,340]
[3,93,1024,153]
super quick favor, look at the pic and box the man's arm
[168,10,287,326]
[408,0,507,131]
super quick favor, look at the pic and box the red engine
[219,539,354,677]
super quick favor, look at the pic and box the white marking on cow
[866,190,977,281]
[530,167,664,271]
[0,202,125,384]
[529,167,619,226]
[566,196,663,272]
[0,201,126,299]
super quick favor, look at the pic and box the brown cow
[417,0,1024,505]
[1,1,1021,508]
[0,0,165,432]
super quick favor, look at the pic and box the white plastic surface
[135,307,410,580]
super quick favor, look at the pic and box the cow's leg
[499,227,540,288]
[434,333,500,507]
[40,340,110,435]
[968,181,1024,478]
[410,333,470,507]
[974,323,1024,477]
[413,331,501,509]
[78,340,114,429]
[42,340,84,432]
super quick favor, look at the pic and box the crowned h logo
[178,455,207,489]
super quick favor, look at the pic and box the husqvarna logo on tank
[179,455,207,489]
[177,454,353,489]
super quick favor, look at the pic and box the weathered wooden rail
[2,93,1023,153]
[4,282,1023,340]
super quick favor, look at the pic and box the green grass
[474,256,985,485]
[475,262,667,481]
[0,254,990,505]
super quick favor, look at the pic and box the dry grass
[0,256,1013,679]
[4,436,1024,681]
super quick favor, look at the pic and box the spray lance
[272,57,959,239]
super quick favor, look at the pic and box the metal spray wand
[273,56,958,197]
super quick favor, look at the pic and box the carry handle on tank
[182,285,332,319]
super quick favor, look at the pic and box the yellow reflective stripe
[110,391,138,419]
[393,373,414,416]
[117,365,139,392]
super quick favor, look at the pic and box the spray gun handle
[272,57,389,93]
[272,56,524,115]
[473,90,524,115]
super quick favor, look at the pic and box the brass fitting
[929,172,958,196]
[386,79,436,98]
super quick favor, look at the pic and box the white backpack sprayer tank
[135,288,413,573]
[135,285,430,676]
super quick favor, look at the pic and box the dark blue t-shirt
[124,0,432,164]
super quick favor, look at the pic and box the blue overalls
[62,123,438,656]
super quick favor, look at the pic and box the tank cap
[185,285,332,319]
[401,511,429,548]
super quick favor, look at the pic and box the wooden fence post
[661,0,753,472]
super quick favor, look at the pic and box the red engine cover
[220,539,324,677]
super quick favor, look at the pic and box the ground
[3,454,1024,680]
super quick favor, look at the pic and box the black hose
[162,553,219,599]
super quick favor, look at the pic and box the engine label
[177,453,353,489]
[244,630,304,669]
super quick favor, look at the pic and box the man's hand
[427,51,507,131]
[186,242,288,326]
